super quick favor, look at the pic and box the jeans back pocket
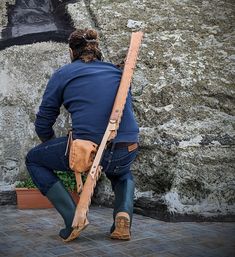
[105,149,138,177]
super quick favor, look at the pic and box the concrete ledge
[0,190,16,205]
[2,190,235,221]
[134,197,235,222]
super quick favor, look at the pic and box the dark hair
[68,28,102,62]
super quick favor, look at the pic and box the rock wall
[0,0,15,33]
[0,0,234,220]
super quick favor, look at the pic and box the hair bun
[85,29,98,40]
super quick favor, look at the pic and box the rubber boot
[46,181,77,241]
[110,179,135,240]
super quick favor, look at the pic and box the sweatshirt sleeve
[35,70,63,142]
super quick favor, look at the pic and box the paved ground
[0,206,234,257]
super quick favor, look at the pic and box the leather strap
[108,31,144,141]
[72,32,143,230]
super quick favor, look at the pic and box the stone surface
[87,0,235,219]
[0,0,15,33]
[0,42,71,190]
[0,0,235,220]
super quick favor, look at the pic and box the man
[26,28,139,242]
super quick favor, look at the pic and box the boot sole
[62,220,89,243]
[110,212,131,240]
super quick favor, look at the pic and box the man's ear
[69,48,74,61]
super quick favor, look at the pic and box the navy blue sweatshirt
[35,60,139,144]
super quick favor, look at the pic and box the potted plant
[15,171,80,209]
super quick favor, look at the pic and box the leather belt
[107,142,138,151]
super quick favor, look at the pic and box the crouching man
[26,28,139,242]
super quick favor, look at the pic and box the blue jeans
[25,137,138,195]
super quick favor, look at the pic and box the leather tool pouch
[66,131,98,173]
[69,139,98,173]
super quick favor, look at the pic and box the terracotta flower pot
[16,188,79,209]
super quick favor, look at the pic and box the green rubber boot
[46,181,76,240]
[110,179,135,240]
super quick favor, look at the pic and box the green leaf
[16,171,85,191]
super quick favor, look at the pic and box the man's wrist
[39,133,56,143]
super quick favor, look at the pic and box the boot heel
[110,212,131,240]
